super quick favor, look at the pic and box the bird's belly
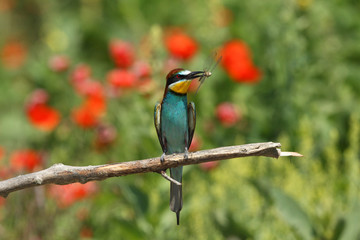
[161,102,188,154]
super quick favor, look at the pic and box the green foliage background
[1,0,360,239]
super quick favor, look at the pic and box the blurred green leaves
[339,201,360,240]
[1,0,360,239]
[269,187,314,240]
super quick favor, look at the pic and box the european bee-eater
[154,68,205,225]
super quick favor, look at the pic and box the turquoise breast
[161,92,188,154]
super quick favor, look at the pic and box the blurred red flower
[81,80,105,98]
[200,161,220,171]
[27,89,49,106]
[83,95,106,117]
[27,103,61,131]
[10,150,42,172]
[49,55,70,72]
[215,102,241,127]
[109,40,135,68]
[132,61,151,79]
[221,40,261,83]
[71,64,92,85]
[165,30,198,60]
[26,90,61,132]
[71,76,106,129]
[137,77,153,92]
[48,182,97,208]
[0,167,10,180]
[94,124,117,150]
[107,69,137,88]
[72,105,98,128]
[189,135,202,152]
[1,40,27,69]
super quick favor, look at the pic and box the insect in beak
[195,54,222,94]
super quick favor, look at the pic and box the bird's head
[165,68,205,94]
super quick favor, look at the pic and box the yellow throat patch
[169,80,192,94]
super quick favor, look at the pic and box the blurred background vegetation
[1,0,360,239]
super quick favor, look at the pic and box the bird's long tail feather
[170,166,183,225]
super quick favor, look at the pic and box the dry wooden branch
[0,142,302,198]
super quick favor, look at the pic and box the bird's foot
[184,148,189,160]
[160,152,166,163]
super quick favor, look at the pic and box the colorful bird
[154,68,205,225]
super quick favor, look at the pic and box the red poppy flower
[48,182,97,208]
[221,40,261,83]
[132,61,151,79]
[27,89,49,106]
[106,69,137,88]
[10,150,42,172]
[1,40,27,69]
[85,80,105,98]
[165,30,198,60]
[189,135,202,152]
[83,95,106,116]
[25,89,61,131]
[215,102,241,127]
[71,64,92,85]
[72,80,106,129]
[200,161,220,171]
[72,105,98,128]
[109,40,135,68]
[27,103,61,131]
[49,55,70,72]
[0,167,10,180]
[94,124,117,150]
[74,79,105,98]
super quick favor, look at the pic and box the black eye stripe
[169,75,181,84]
[166,69,189,86]
[168,73,187,84]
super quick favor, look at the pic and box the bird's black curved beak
[186,71,205,79]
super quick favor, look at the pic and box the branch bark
[0,142,301,198]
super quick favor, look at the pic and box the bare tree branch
[0,142,302,198]
[158,171,182,186]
